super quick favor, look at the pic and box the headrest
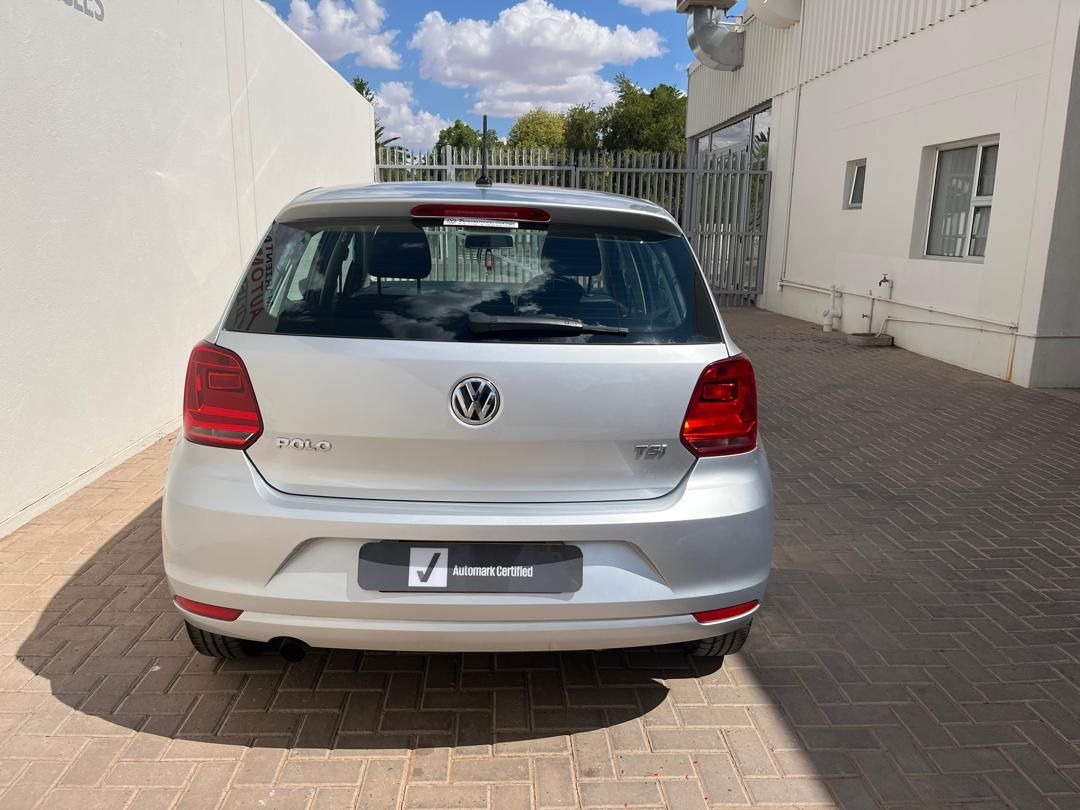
[370,227,432,280]
[540,234,602,276]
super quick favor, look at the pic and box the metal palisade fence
[377,146,771,306]
[378,146,689,220]
[684,148,771,307]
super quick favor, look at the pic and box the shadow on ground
[14,498,726,755]
[9,309,1080,807]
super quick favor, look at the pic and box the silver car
[162,181,773,662]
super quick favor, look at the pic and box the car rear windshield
[224,217,722,344]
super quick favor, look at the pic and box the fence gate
[377,146,771,306]
[683,150,771,307]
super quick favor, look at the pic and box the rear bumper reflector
[174,596,243,622]
[692,600,759,625]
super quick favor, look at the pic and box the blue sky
[264,0,745,149]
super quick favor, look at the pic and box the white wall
[687,0,991,138]
[0,0,374,529]
[756,0,1080,386]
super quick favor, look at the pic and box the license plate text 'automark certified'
[358,543,583,593]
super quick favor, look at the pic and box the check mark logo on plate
[416,552,441,583]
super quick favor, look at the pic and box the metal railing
[378,146,689,222]
[377,146,772,306]
[684,149,771,307]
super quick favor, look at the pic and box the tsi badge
[275,437,332,452]
[409,548,448,588]
[634,443,668,460]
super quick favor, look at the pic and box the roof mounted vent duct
[675,0,737,11]
[745,0,801,28]
[686,6,745,72]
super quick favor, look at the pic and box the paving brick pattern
[1,309,1079,808]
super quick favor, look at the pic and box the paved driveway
[1,309,1078,809]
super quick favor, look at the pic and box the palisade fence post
[681,143,696,235]
[444,145,455,182]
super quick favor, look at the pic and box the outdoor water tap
[877,273,893,301]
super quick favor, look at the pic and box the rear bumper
[163,440,773,652]
[177,605,760,653]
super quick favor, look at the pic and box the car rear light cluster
[680,354,758,457]
[410,203,550,222]
[183,342,262,450]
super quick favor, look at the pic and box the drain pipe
[821,286,842,332]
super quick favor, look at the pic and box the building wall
[687,0,1080,387]
[0,1,374,529]
[687,0,990,137]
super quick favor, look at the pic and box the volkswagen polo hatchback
[162,182,773,661]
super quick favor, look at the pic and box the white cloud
[618,0,671,13]
[408,0,664,117]
[373,82,450,151]
[285,0,401,69]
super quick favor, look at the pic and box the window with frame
[845,160,866,209]
[926,141,998,258]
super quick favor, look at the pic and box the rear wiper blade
[468,312,629,336]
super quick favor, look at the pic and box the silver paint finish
[165,183,773,652]
[163,438,772,652]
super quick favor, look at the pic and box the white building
[683,0,1080,388]
[0,1,375,531]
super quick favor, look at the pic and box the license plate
[358,543,583,593]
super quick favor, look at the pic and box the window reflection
[693,106,771,167]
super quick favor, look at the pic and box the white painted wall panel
[0,0,374,528]
[755,0,1080,386]
[687,0,990,135]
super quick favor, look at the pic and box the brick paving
[1,308,1079,809]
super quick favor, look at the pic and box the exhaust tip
[278,639,307,663]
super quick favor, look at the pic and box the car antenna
[476,115,493,188]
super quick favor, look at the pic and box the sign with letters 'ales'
[60,0,105,23]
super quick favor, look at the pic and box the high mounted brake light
[680,355,758,457]
[410,204,550,223]
[183,342,263,450]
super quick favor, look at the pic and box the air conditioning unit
[675,0,738,13]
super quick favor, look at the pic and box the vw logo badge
[451,377,501,426]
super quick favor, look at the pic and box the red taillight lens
[693,600,759,624]
[410,204,550,223]
[174,596,243,622]
[680,355,758,457]
[183,342,262,450]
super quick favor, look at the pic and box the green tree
[599,74,687,153]
[352,76,399,148]
[563,104,601,151]
[434,119,502,153]
[507,108,567,150]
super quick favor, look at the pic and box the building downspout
[776,5,807,291]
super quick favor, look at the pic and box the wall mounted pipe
[778,279,1018,330]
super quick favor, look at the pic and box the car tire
[686,624,750,658]
[185,621,250,659]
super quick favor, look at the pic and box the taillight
[680,355,758,456]
[183,342,262,450]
